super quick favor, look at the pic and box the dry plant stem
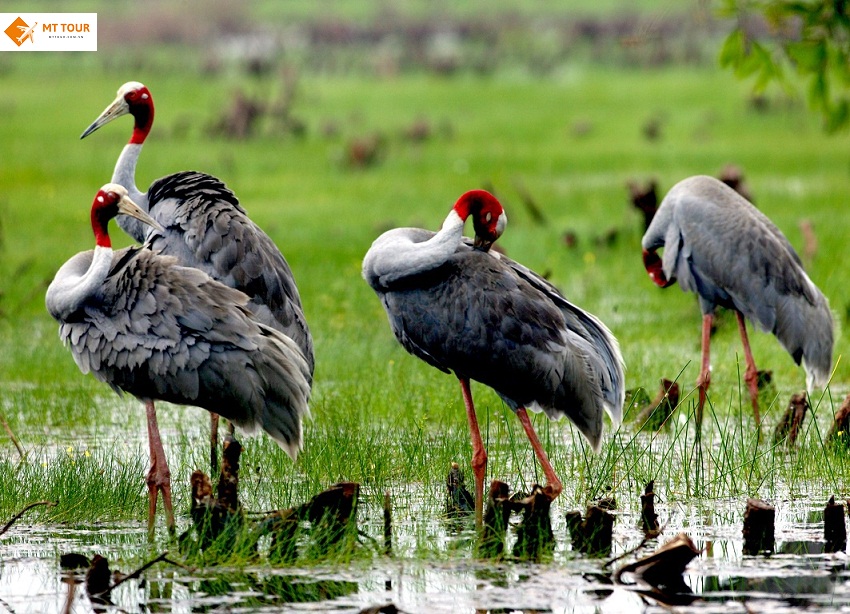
[102,551,170,594]
[383,491,392,556]
[61,574,76,614]
[736,311,761,426]
[0,410,24,459]
[0,500,56,538]
[459,378,486,531]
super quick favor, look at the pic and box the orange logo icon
[5,16,37,46]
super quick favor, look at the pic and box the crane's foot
[541,478,563,502]
[470,449,487,532]
[146,463,175,539]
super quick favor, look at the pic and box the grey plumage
[642,174,833,390]
[127,171,314,378]
[80,82,313,378]
[46,245,311,458]
[364,230,624,450]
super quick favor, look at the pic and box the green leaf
[825,98,849,132]
[785,40,827,72]
[719,29,746,68]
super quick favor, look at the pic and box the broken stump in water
[774,392,808,447]
[264,481,361,563]
[615,533,699,594]
[636,379,679,431]
[216,436,242,512]
[824,496,846,553]
[446,462,474,517]
[826,393,850,447]
[743,498,775,555]
[85,554,112,602]
[512,485,555,560]
[627,178,659,231]
[478,480,511,558]
[639,480,661,537]
[567,505,614,556]
[185,436,245,554]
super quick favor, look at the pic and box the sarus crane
[46,184,311,535]
[641,175,834,425]
[81,81,313,470]
[362,189,625,528]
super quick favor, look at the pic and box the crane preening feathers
[641,175,834,425]
[81,81,313,474]
[363,189,625,528]
[46,185,311,535]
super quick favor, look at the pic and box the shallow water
[4,496,850,613]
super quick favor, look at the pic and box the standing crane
[362,189,625,528]
[46,184,311,536]
[641,175,834,425]
[80,82,313,471]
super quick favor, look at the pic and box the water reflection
[4,503,850,612]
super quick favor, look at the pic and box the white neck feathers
[113,143,147,207]
[46,245,113,321]
[364,209,466,287]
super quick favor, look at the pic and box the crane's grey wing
[660,176,833,387]
[144,171,314,377]
[58,247,311,458]
[499,252,626,425]
[375,243,616,450]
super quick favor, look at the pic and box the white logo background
[1,13,97,51]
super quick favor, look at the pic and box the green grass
[1,45,850,551]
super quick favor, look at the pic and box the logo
[4,16,36,46]
[1,13,97,51]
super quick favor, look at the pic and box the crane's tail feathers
[771,289,834,395]
[254,327,312,460]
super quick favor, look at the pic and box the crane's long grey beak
[80,95,129,139]
[117,195,165,233]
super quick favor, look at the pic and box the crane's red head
[80,81,154,144]
[453,189,507,252]
[642,248,673,288]
[91,183,163,248]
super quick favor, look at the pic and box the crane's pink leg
[210,413,220,476]
[145,400,175,538]
[515,407,563,500]
[459,378,487,530]
[735,311,761,426]
[697,313,713,425]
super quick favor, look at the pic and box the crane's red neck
[91,190,119,248]
[642,248,673,288]
[127,86,154,144]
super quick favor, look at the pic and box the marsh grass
[2,42,850,564]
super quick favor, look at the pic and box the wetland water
[4,498,850,612]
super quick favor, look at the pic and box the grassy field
[1,35,850,545]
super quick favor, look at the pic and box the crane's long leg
[459,378,487,531]
[145,400,175,538]
[210,413,220,476]
[696,313,713,425]
[515,407,563,500]
[735,311,761,426]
